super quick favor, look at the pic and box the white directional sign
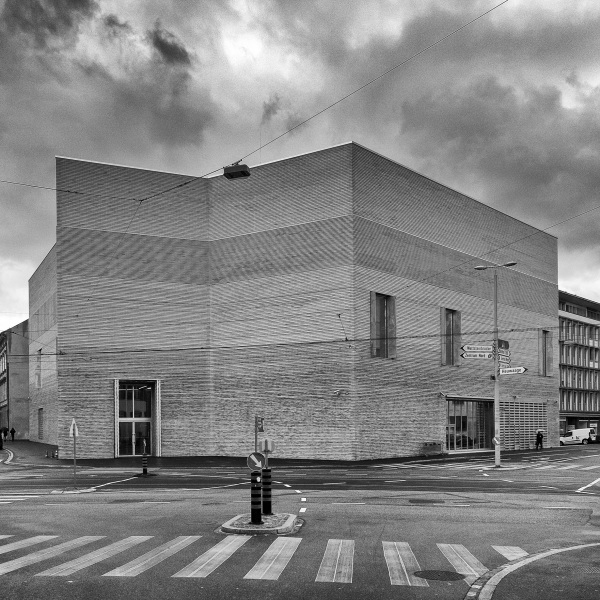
[462,345,493,353]
[499,367,527,375]
[498,354,511,364]
[247,452,266,470]
[497,348,510,357]
[461,352,493,359]
[69,418,79,438]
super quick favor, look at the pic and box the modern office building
[558,290,600,434]
[29,142,559,459]
[0,320,30,439]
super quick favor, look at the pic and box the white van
[559,428,596,445]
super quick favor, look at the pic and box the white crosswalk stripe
[172,535,251,578]
[0,535,530,583]
[437,543,488,584]
[244,537,302,580]
[36,536,153,576]
[0,536,104,575]
[492,546,529,560]
[0,536,58,556]
[103,536,201,577]
[315,539,354,583]
[382,541,428,586]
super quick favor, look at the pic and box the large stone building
[0,320,30,439]
[29,142,559,459]
[558,290,600,434]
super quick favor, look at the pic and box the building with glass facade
[559,290,600,434]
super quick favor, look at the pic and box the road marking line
[103,536,201,576]
[579,465,600,470]
[244,537,302,580]
[0,536,105,575]
[576,477,600,493]
[0,536,57,556]
[0,496,40,500]
[36,536,153,576]
[172,535,251,578]
[299,507,307,513]
[382,541,428,587]
[492,546,528,560]
[437,543,487,584]
[556,465,582,470]
[315,539,354,583]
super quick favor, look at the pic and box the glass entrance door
[118,382,154,456]
[118,422,151,456]
[446,399,493,450]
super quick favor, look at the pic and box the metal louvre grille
[500,402,547,450]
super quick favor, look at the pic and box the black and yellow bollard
[251,470,263,524]
[262,468,272,515]
[142,453,148,476]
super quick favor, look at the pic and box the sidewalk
[468,542,600,599]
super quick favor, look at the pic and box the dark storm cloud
[1,0,98,49]
[147,19,191,66]
[103,14,131,37]
[261,93,282,125]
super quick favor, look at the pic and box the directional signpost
[462,345,493,353]
[461,351,493,359]
[499,367,527,375]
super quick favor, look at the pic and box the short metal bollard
[262,468,272,515]
[251,470,263,524]
[142,453,148,475]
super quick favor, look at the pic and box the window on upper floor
[370,292,396,359]
[441,308,461,366]
[539,329,553,376]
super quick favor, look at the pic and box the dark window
[370,292,396,359]
[539,329,553,376]
[441,308,462,366]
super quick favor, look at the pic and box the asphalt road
[0,445,598,600]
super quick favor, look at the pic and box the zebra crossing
[375,460,600,473]
[0,495,40,505]
[0,533,530,584]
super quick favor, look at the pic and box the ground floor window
[115,380,160,457]
[446,399,493,450]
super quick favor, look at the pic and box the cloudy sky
[1,0,600,331]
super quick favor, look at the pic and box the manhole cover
[414,570,466,581]
[409,499,444,504]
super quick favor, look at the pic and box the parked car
[559,428,596,445]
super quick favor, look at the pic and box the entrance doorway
[446,399,493,451]
[117,381,154,456]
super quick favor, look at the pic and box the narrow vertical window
[370,292,396,359]
[441,308,461,366]
[35,349,42,388]
[38,408,44,440]
[539,329,552,376]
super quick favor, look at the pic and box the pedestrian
[9,428,15,442]
[1,428,6,441]
[535,429,544,450]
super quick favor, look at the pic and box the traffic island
[220,513,299,535]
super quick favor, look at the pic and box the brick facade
[29,143,559,459]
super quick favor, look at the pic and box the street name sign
[499,367,527,375]
[247,452,266,470]
[462,344,493,353]
[461,351,493,359]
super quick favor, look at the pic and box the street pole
[493,268,501,468]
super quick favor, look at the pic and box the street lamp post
[474,261,517,468]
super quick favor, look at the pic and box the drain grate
[414,570,466,581]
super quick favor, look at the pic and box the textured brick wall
[48,143,558,459]
[28,247,59,445]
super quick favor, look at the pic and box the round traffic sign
[247,452,265,470]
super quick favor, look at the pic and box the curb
[463,542,600,600]
[221,513,298,535]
